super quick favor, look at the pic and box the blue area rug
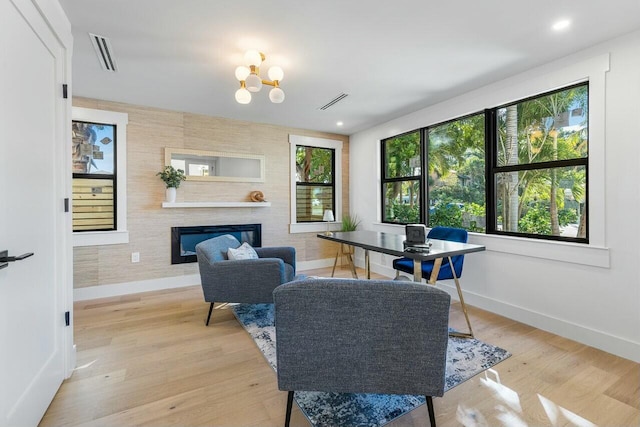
[233,303,511,427]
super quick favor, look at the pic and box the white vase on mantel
[165,187,177,203]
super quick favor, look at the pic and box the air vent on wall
[89,33,118,72]
[318,93,349,110]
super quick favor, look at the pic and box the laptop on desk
[403,224,432,253]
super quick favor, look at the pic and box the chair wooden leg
[284,391,294,427]
[426,396,436,427]
[205,302,214,326]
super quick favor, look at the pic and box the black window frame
[486,82,589,243]
[424,111,487,230]
[380,81,589,244]
[71,119,118,232]
[380,129,425,225]
[295,144,336,223]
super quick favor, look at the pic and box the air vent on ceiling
[89,33,118,72]
[318,93,349,110]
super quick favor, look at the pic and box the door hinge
[64,198,69,212]
[65,311,70,326]
[62,84,68,99]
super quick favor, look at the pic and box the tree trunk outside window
[506,105,519,232]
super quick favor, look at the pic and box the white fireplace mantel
[162,201,271,208]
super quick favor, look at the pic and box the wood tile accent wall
[72,98,349,288]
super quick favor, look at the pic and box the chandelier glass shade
[235,51,284,104]
[245,73,263,92]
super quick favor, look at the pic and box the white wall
[349,30,640,362]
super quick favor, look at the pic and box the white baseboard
[448,283,640,363]
[72,257,640,362]
[73,274,200,301]
[73,259,337,302]
[297,258,336,271]
[468,288,638,363]
[364,258,640,363]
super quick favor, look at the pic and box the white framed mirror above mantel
[162,148,270,208]
[165,147,265,182]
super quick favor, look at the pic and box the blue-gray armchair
[273,278,451,427]
[195,234,299,325]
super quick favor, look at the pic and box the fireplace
[171,223,262,264]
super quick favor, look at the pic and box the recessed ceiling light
[552,19,571,31]
[336,121,344,127]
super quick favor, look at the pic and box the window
[72,107,128,246]
[381,82,588,243]
[72,121,116,231]
[381,115,485,230]
[289,135,342,233]
[381,131,422,224]
[427,114,485,231]
[489,83,588,242]
[295,145,335,222]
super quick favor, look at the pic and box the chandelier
[234,50,285,104]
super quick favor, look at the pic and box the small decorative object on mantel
[157,165,186,203]
[249,190,267,202]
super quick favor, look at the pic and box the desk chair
[393,226,474,338]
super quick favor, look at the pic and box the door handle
[0,250,34,270]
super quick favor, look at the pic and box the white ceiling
[60,0,640,135]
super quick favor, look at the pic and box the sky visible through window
[90,124,115,174]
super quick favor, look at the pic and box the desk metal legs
[412,256,474,339]
[340,247,474,338]
[446,256,474,338]
[365,249,371,279]
[331,244,358,279]
[330,245,370,279]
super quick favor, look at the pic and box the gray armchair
[273,278,451,427]
[196,234,299,325]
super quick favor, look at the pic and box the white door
[0,1,72,426]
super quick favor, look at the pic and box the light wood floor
[41,266,640,427]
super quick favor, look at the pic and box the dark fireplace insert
[171,223,262,264]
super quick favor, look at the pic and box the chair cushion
[227,242,258,260]
[394,227,468,281]
[393,257,434,276]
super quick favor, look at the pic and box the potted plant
[337,213,360,269]
[341,213,361,232]
[157,165,186,203]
